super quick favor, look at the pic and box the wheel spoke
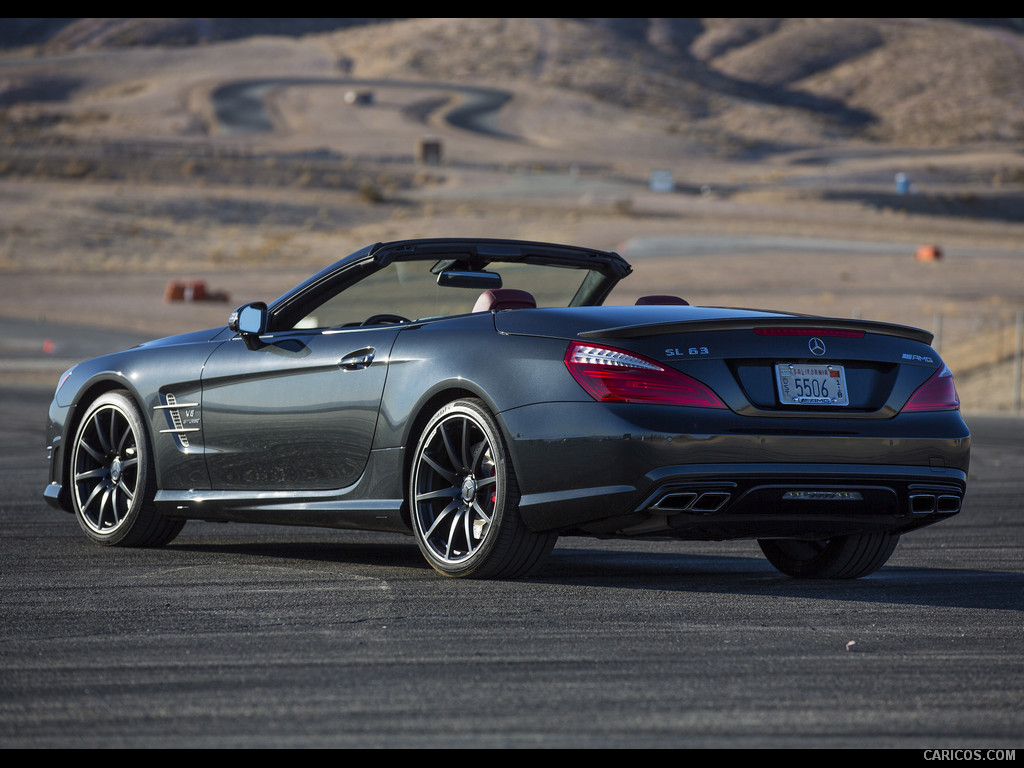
[109,485,121,524]
[109,412,119,456]
[460,419,471,471]
[78,437,105,464]
[468,440,484,474]
[81,482,104,515]
[439,424,461,471]
[462,507,474,552]
[92,412,112,454]
[97,486,113,529]
[445,511,463,558]
[115,423,133,454]
[416,487,459,502]
[116,479,135,502]
[75,467,108,482]
[424,500,460,539]
[113,486,127,523]
[420,452,457,484]
[471,500,493,526]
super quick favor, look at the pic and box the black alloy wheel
[70,390,184,547]
[410,399,556,578]
[758,532,900,579]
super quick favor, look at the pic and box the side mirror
[229,302,268,349]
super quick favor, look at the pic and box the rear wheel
[758,533,899,579]
[69,390,184,547]
[410,399,556,578]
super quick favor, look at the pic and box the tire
[409,398,556,578]
[758,532,899,579]
[69,390,184,547]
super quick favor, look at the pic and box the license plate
[775,363,849,406]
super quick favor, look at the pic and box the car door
[199,325,402,491]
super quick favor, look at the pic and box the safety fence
[934,311,1024,414]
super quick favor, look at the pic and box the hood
[135,326,233,349]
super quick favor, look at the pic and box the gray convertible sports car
[44,238,969,579]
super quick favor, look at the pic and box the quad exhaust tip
[649,491,732,515]
[909,492,961,515]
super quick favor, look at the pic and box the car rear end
[495,306,970,546]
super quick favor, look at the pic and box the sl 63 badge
[666,346,709,357]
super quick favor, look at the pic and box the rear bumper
[598,463,963,540]
[501,402,969,538]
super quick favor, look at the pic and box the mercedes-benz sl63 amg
[44,238,969,578]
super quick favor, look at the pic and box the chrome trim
[155,393,198,447]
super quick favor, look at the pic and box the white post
[1014,311,1023,415]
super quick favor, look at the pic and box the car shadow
[168,536,427,570]
[166,535,1023,612]
[535,547,1024,611]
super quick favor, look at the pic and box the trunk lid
[497,306,943,416]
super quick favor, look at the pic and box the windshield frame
[265,239,632,333]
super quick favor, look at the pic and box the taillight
[564,341,726,408]
[902,364,960,412]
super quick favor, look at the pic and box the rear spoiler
[579,315,934,345]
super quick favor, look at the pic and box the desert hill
[4,18,1024,150]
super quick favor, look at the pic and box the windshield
[288,259,603,330]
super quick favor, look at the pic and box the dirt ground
[1,29,1023,412]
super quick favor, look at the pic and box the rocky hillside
[3,17,1023,153]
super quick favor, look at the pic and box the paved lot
[1,384,1021,748]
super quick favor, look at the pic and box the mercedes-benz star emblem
[808,337,827,356]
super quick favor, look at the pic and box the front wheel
[758,532,899,579]
[409,399,556,578]
[69,390,184,547]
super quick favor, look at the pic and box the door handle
[339,347,375,370]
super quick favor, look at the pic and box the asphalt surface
[1,378,1022,749]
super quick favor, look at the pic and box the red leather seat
[635,295,689,306]
[473,289,537,312]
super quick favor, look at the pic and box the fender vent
[154,393,200,448]
[165,394,188,447]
